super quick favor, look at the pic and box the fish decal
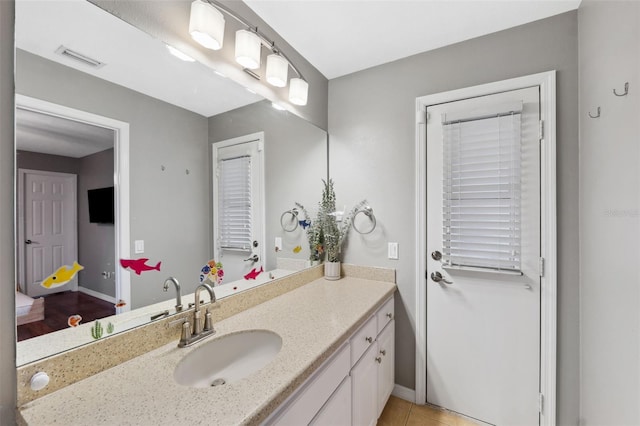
[244,266,264,280]
[67,314,82,328]
[293,245,302,253]
[299,219,311,229]
[119,258,161,275]
[114,299,127,308]
[41,261,84,289]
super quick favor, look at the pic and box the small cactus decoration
[106,322,114,334]
[91,320,104,340]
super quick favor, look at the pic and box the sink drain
[210,378,226,387]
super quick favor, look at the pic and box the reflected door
[19,169,78,297]
[212,132,265,284]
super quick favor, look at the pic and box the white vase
[324,261,341,280]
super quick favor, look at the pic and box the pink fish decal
[119,258,161,275]
[244,266,264,280]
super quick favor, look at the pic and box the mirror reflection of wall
[14,0,328,365]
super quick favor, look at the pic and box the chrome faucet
[163,277,183,312]
[178,283,217,348]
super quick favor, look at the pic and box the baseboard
[77,286,116,304]
[392,384,416,403]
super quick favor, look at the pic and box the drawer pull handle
[375,357,382,364]
[365,337,373,343]
[386,312,393,319]
[380,349,386,356]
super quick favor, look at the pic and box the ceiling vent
[55,45,105,69]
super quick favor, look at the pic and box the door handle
[244,254,259,262]
[25,239,37,245]
[431,271,452,285]
[431,250,442,261]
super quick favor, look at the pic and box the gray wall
[16,149,117,297]
[78,149,116,297]
[0,1,16,423]
[208,100,328,269]
[328,11,579,425]
[16,49,210,309]
[579,1,640,425]
[16,150,80,175]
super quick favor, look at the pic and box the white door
[18,169,78,297]
[212,133,265,284]
[426,87,541,425]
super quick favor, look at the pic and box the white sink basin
[173,330,282,388]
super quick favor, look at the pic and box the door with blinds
[212,133,264,284]
[426,87,541,425]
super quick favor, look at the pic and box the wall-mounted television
[88,186,114,224]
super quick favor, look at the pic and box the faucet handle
[203,309,214,333]
[179,321,191,347]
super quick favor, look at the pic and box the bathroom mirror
[14,0,326,365]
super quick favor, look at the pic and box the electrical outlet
[275,237,282,252]
[388,242,399,260]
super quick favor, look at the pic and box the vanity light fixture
[188,0,309,106]
[166,45,196,62]
[289,78,309,106]
[265,53,288,87]
[235,29,262,69]
[189,0,225,50]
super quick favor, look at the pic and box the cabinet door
[310,376,352,426]
[351,343,378,426]
[376,321,395,418]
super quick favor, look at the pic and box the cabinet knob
[365,336,373,344]
[375,357,382,364]
[386,312,393,319]
[380,349,386,356]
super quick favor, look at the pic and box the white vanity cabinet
[265,295,395,426]
[352,296,395,426]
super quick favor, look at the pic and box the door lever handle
[244,255,259,262]
[431,271,453,285]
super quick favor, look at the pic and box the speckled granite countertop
[19,276,396,425]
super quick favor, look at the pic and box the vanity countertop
[19,276,396,425]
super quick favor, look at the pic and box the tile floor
[378,396,480,426]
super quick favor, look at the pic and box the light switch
[134,240,144,254]
[388,242,399,260]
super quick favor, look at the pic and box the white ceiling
[16,108,115,158]
[245,0,582,79]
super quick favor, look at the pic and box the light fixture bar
[204,0,305,82]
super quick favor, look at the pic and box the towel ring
[352,206,376,234]
[280,208,299,232]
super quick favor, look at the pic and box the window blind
[442,109,522,273]
[218,155,252,252]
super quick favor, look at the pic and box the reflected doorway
[15,95,131,341]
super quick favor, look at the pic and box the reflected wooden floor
[17,291,115,341]
[378,396,481,426]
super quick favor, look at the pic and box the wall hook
[613,82,629,97]
[588,107,601,119]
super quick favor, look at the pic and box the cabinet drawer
[376,296,394,334]
[270,343,350,425]
[310,375,351,426]
[350,315,377,367]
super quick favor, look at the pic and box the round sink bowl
[173,329,282,388]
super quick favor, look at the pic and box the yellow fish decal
[41,261,84,289]
[293,245,302,253]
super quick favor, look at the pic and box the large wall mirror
[15,0,327,366]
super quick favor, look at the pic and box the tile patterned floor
[378,396,481,426]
